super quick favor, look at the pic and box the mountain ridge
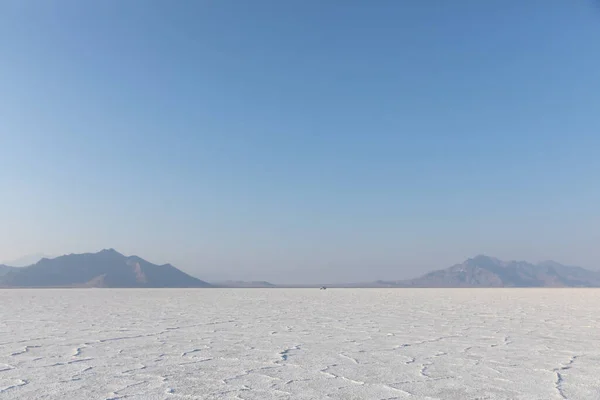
[0,249,211,288]
[378,255,600,288]
[1,252,598,288]
[1,253,51,267]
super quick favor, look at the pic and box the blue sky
[1,1,599,283]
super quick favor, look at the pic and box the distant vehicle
[320,286,327,290]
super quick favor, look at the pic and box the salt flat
[1,289,599,400]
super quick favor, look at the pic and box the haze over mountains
[1,251,599,288]
[1,253,52,267]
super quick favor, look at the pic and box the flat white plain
[1,289,599,400]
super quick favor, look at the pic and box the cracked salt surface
[1,289,600,399]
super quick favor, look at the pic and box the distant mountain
[0,249,211,288]
[2,252,597,289]
[379,255,600,288]
[213,280,277,288]
[2,253,52,267]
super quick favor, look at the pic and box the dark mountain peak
[98,248,124,257]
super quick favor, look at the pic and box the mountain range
[0,249,210,288]
[375,255,600,288]
[1,251,598,288]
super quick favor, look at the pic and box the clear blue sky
[1,1,599,283]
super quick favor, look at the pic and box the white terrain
[1,289,599,400]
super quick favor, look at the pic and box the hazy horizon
[2,249,598,285]
[2,1,599,284]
